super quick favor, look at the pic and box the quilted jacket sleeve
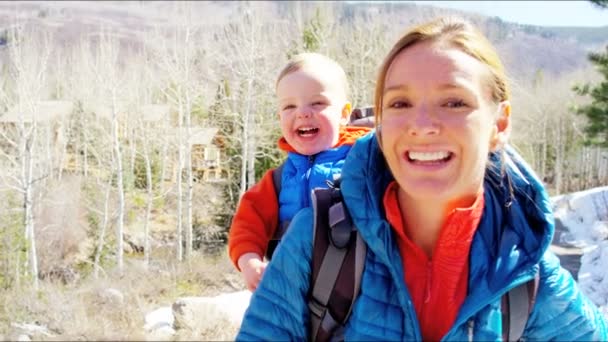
[228,169,279,269]
[236,207,315,341]
[525,251,608,341]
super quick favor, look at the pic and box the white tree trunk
[239,79,254,198]
[143,141,153,269]
[555,117,564,194]
[93,174,113,279]
[176,98,184,262]
[185,99,193,259]
[111,90,125,274]
[23,129,39,290]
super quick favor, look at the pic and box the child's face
[276,67,350,156]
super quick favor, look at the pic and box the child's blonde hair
[276,52,349,99]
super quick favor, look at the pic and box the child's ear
[490,101,511,151]
[340,102,352,125]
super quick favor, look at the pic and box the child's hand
[237,253,268,292]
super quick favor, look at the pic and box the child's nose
[296,105,313,119]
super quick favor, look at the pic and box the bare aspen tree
[215,4,287,200]
[86,31,129,274]
[145,2,210,260]
[333,16,388,108]
[0,26,53,289]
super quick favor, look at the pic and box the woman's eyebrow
[383,84,409,95]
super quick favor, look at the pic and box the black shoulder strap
[501,270,540,341]
[308,182,366,342]
[272,162,285,198]
[266,162,286,260]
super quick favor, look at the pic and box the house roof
[0,100,74,123]
[84,103,170,122]
[169,126,219,146]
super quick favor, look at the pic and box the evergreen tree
[572,1,608,146]
[590,0,608,9]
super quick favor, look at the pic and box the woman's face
[380,41,510,205]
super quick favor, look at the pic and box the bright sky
[407,1,608,27]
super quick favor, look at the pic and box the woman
[236,17,608,341]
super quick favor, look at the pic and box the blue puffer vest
[278,144,351,226]
[237,132,608,341]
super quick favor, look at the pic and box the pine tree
[572,1,608,146]
[590,0,608,9]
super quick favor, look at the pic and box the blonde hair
[276,52,349,99]
[374,17,509,125]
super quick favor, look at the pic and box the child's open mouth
[297,127,319,137]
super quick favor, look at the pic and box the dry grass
[0,250,245,341]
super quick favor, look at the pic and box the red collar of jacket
[383,181,485,341]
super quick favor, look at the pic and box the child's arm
[228,169,279,273]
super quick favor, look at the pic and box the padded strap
[309,244,348,340]
[272,162,284,198]
[309,187,364,342]
[266,162,285,260]
[501,271,540,341]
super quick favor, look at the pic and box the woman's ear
[341,102,352,125]
[490,101,511,151]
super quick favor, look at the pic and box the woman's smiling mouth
[406,151,453,165]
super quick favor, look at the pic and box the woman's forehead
[384,42,491,90]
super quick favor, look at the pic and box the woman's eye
[445,99,467,108]
[388,100,410,109]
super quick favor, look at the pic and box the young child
[228,52,371,291]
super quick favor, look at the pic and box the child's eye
[444,99,467,108]
[282,104,296,110]
[312,101,326,107]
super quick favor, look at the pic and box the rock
[99,288,125,305]
[145,325,175,342]
[10,322,54,339]
[172,291,251,331]
[144,306,174,332]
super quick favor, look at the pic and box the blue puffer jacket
[278,145,350,226]
[237,133,608,341]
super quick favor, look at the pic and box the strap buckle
[328,202,353,249]
[308,297,340,339]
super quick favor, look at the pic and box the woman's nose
[407,105,439,136]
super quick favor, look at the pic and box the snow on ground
[552,186,608,312]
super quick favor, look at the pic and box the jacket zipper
[443,270,537,340]
[304,154,315,207]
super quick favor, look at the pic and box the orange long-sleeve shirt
[228,126,370,269]
[383,181,484,341]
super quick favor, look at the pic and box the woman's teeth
[408,151,450,162]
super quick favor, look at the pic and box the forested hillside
[0,2,606,339]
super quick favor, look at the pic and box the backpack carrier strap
[308,182,366,342]
[266,162,287,260]
[501,270,540,341]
